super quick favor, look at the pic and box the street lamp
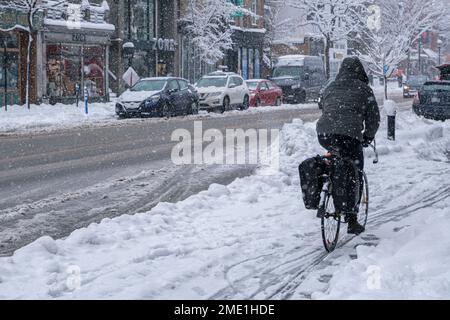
[437,39,443,66]
[123,41,135,67]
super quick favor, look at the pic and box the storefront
[0,32,20,106]
[226,28,264,80]
[0,8,43,107]
[42,24,114,104]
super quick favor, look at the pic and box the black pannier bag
[298,156,325,209]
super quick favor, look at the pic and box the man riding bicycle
[316,57,380,235]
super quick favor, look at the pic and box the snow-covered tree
[285,0,366,79]
[180,0,237,65]
[356,0,446,99]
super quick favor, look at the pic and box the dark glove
[362,135,373,147]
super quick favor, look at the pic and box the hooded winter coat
[316,57,380,142]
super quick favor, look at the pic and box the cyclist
[316,56,380,235]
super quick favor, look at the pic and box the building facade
[109,0,178,94]
[225,0,266,80]
[0,7,43,107]
[37,0,115,105]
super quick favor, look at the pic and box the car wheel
[240,95,249,110]
[221,96,230,113]
[118,114,128,119]
[275,97,282,106]
[189,102,199,115]
[161,102,171,118]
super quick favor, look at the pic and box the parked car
[115,77,199,118]
[245,79,282,107]
[270,55,326,104]
[403,75,428,98]
[194,71,250,113]
[412,81,450,121]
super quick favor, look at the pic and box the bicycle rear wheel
[320,191,341,252]
[357,172,369,228]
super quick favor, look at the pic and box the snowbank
[0,103,116,134]
[0,109,448,299]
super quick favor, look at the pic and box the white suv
[195,72,250,112]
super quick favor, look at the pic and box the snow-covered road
[0,105,448,299]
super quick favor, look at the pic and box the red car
[246,79,283,107]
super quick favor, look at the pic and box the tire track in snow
[209,183,450,300]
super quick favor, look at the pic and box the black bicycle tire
[320,191,341,252]
[358,171,369,228]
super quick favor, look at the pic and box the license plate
[431,97,440,103]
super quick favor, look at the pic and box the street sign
[383,64,389,75]
[122,67,140,87]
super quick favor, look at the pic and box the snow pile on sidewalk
[0,102,116,134]
[0,111,448,299]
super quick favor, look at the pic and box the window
[248,48,254,79]
[125,0,155,40]
[242,48,248,79]
[251,0,257,25]
[259,82,269,91]
[266,82,275,89]
[168,80,179,91]
[233,77,243,86]
[178,80,188,90]
[254,49,260,78]
[84,46,105,98]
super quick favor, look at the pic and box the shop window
[84,46,104,98]
[46,45,82,98]
[248,48,254,79]
[242,48,248,79]
[254,49,260,78]
[46,44,106,100]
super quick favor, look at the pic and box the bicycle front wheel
[320,192,341,252]
[357,172,369,228]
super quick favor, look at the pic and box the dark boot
[347,214,365,235]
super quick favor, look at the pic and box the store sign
[72,33,86,42]
[152,38,176,52]
[0,9,43,30]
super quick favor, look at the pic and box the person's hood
[119,90,161,102]
[335,57,369,84]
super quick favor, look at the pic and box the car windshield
[196,77,227,88]
[407,77,428,86]
[272,66,303,78]
[246,81,259,89]
[130,80,167,91]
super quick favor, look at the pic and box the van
[270,55,326,104]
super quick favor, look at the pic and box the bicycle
[318,141,379,252]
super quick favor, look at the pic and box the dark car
[270,55,326,104]
[403,75,428,98]
[413,81,450,121]
[115,77,199,118]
